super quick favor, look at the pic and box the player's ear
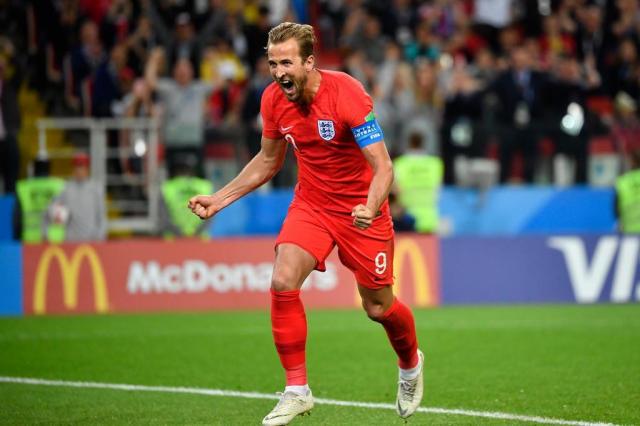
[304,54,315,72]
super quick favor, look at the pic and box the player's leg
[270,243,316,391]
[263,243,316,426]
[358,285,420,370]
[358,282,424,419]
[264,202,335,426]
[331,210,424,419]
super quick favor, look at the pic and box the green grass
[0,304,638,425]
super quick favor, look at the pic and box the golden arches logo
[392,238,433,307]
[33,245,109,314]
[353,237,435,307]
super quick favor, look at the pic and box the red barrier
[22,235,439,315]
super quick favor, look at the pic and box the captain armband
[351,119,384,148]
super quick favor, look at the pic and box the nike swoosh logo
[397,401,409,418]
[280,125,294,132]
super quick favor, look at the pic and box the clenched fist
[188,195,224,220]
[351,204,376,230]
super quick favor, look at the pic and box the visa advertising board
[440,235,640,304]
[21,235,440,315]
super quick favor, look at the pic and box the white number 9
[375,252,387,275]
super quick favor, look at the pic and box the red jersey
[261,69,388,214]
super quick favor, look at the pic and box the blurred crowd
[2,0,640,191]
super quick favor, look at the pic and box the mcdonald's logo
[392,238,436,307]
[353,236,439,307]
[33,245,109,314]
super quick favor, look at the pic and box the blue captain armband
[352,120,384,148]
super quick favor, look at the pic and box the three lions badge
[317,120,335,141]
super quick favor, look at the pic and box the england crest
[317,120,335,141]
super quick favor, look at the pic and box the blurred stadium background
[0,0,639,425]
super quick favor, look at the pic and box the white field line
[0,376,620,426]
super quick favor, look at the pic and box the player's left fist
[351,204,375,230]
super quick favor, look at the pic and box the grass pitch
[0,304,638,425]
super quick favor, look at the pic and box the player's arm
[188,137,287,219]
[352,141,394,230]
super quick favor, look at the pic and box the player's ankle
[284,384,311,396]
[399,351,422,380]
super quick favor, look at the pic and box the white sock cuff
[284,384,310,396]
[399,351,423,380]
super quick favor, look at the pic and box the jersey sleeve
[336,74,385,148]
[260,85,282,140]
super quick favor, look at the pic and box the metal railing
[36,118,161,234]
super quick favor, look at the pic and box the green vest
[393,154,443,233]
[616,169,640,233]
[16,177,66,243]
[162,177,213,237]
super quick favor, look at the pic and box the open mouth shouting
[279,78,297,97]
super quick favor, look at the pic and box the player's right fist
[188,195,223,220]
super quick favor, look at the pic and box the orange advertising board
[22,235,439,315]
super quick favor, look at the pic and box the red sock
[377,298,419,369]
[271,289,307,386]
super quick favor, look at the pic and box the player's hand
[188,195,223,220]
[351,204,375,230]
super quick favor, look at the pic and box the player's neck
[300,68,321,105]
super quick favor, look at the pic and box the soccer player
[188,22,424,425]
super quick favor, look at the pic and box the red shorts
[275,198,395,289]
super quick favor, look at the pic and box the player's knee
[363,301,386,322]
[271,270,299,292]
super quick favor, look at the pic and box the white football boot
[262,390,314,426]
[396,349,425,419]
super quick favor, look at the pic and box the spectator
[145,2,213,76]
[341,9,388,65]
[489,45,548,183]
[468,47,498,83]
[64,20,105,115]
[403,60,443,156]
[441,60,484,184]
[100,0,134,50]
[199,37,247,88]
[374,41,403,104]
[388,189,416,233]
[393,132,443,233]
[614,149,640,233]
[126,15,161,76]
[44,152,107,242]
[115,78,159,176]
[145,47,212,177]
[605,38,640,99]
[193,0,228,38]
[575,4,607,72]
[543,54,601,184]
[379,0,418,44]
[14,157,65,243]
[610,0,640,41]
[241,56,271,158]
[539,13,576,67]
[610,91,640,166]
[0,40,22,195]
[376,61,416,156]
[158,153,213,239]
[404,22,440,64]
[26,0,77,113]
[92,42,133,117]
[472,0,514,53]
[243,4,271,72]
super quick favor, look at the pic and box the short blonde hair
[267,22,316,60]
